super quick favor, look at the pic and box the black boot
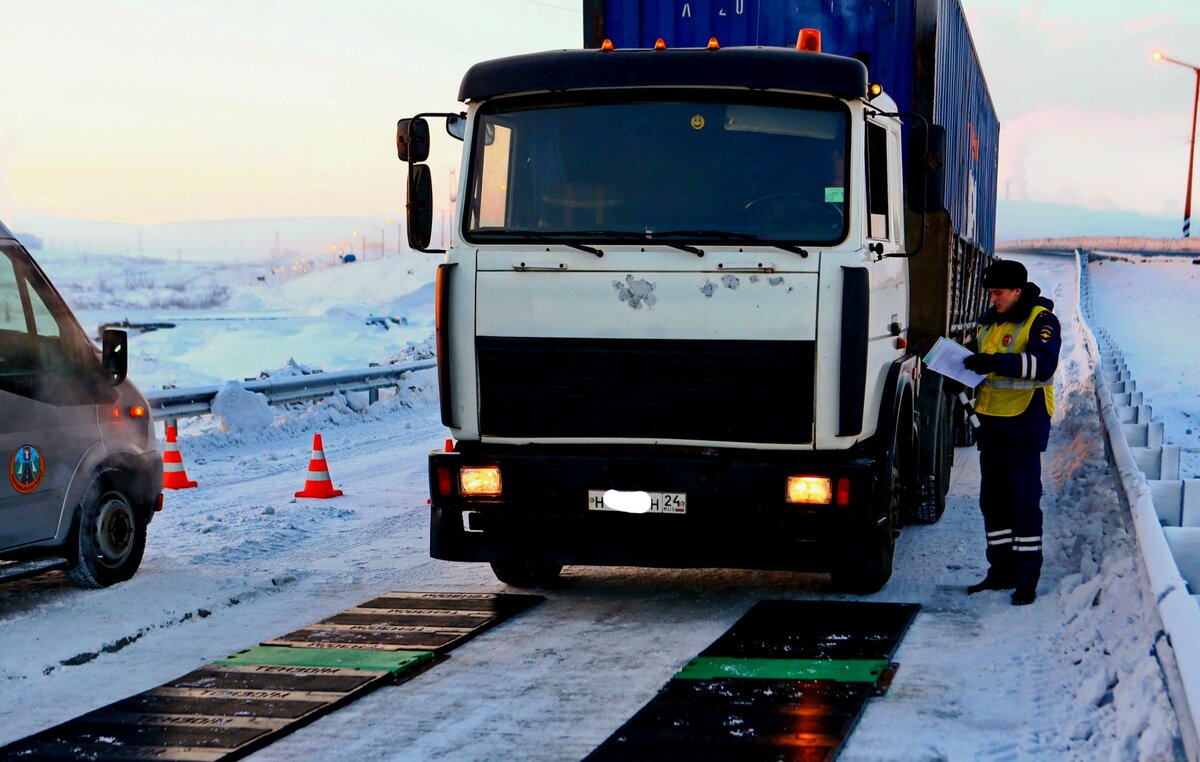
[1011,586,1036,606]
[967,571,1015,595]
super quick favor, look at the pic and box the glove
[963,352,999,374]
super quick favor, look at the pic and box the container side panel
[931,0,998,254]
[589,0,916,126]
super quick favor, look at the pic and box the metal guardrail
[1077,248,1200,761]
[144,359,437,426]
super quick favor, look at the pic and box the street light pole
[1153,49,1200,237]
[387,219,402,253]
[372,225,386,258]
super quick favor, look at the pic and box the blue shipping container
[583,0,998,254]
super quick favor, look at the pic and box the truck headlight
[786,476,832,505]
[460,466,502,497]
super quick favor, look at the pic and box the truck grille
[477,337,814,444]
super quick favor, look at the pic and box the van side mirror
[908,124,946,214]
[102,328,128,385]
[397,117,431,163]
[407,164,435,251]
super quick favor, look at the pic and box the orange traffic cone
[162,425,198,489]
[295,433,343,498]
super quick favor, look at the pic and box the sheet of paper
[922,336,989,388]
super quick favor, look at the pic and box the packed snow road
[0,253,1182,759]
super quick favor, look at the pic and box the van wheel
[490,561,563,587]
[67,484,146,588]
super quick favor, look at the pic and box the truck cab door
[0,243,107,549]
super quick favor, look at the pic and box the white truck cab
[0,221,162,586]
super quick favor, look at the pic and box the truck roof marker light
[654,37,667,50]
[869,83,884,99]
[707,37,720,50]
[796,28,821,53]
[600,38,615,52]
[445,438,455,453]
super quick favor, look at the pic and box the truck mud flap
[0,592,541,761]
[587,600,919,761]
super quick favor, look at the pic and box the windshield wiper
[472,230,603,257]
[650,230,810,257]
[565,230,705,257]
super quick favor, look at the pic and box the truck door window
[477,123,513,228]
[866,122,889,240]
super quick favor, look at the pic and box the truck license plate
[587,490,687,514]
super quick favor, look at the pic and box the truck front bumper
[428,444,881,572]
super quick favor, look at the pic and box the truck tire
[67,478,146,589]
[831,409,909,593]
[490,561,563,587]
[909,393,953,524]
[954,393,977,447]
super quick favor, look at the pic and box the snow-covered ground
[36,248,439,388]
[1090,255,1200,480]
[0,250,1187,759]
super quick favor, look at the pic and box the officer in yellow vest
[962,259,1060,606]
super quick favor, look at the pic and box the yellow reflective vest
[974,304,1055,418]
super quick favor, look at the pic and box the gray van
[0,221,161,587]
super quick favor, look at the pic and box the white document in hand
[922,336,989,388]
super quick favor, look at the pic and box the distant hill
[8,199,1187,261]
[997,200,1178,241]
[6,210,427,262]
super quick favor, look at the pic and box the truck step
[0,557,70,583]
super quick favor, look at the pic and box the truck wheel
[490,561,563,587]
[830,414,907,594]
[954,393,977,447]
[910,395,952,524]
[67,482,146,589]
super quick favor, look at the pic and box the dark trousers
[978,447,1044,588]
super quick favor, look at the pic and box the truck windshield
[465,94,849,247]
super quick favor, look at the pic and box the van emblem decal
[9,444,45,495]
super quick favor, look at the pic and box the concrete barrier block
[1115,405,1152,424]
[1122,422,1165,448]
[1151,480,1185,527]
[1109,380,1137,394]
[1132,445,1182,480]
[1163,527,1200,592]
[1184,481,1200,529]
[1112,391,1145,408]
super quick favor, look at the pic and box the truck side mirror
[407,164,435,250]
[908,124,946,214]
[446,114,466,141]
[397,117,431,163]
[102,328,128,386]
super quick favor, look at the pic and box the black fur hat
[983,259,1027,290]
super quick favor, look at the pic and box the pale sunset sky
[1,0,1199,226]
